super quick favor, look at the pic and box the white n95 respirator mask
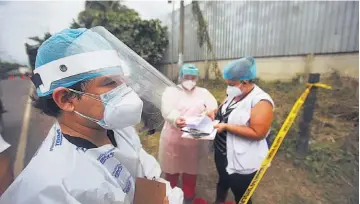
[72,84,143,130]
[226,85,242,98]
[182,80,196,90]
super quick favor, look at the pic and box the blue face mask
[72,84,144,130]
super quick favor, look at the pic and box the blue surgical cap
[223,56,256,81]
[179,64,199,80]
[34,28,117,97]
[35,28,113,68]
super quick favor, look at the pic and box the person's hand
[206,109,217,120]
[214,123,227,133]
[163,196,169,204]
[175,117,186,128]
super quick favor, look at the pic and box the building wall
[160,1,359,64]
[158,53,359,81]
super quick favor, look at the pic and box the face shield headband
[31,50,123,97]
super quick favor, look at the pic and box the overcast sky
[0,0,190,65]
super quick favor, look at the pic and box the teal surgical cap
[223,56,256,81]
[34,28,118,97]
[179,64,199,80]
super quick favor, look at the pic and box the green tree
[71,0,168,66]
[26,1,168,68]
[0,59,25,78]
[0,60,19,72]
[85,1,123,12]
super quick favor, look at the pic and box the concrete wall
[158,53,359,82]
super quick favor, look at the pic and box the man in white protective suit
[0,27,183,204]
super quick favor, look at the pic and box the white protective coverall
[0,123,183,204]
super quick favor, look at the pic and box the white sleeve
[138,148,184,204]
[161,87,181,126]
[203,89,218,111]
[138,148,162,179]
[156,178,184,204]
[252,92,275,110]
[0,179,84,204]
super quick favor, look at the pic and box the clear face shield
[32,26,179,133]
[92,26,180,133]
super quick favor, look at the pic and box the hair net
[34,28,118,97]
[179,64,199,80]
[223,56,256,81]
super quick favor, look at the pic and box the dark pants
[214,150,256,204]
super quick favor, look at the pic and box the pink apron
[159,87,217,175]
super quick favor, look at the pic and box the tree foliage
[0,60,21,73]
[71,0,169,66]
[0,59,26,79]
[85,1,123,12]
[25,1,168,68]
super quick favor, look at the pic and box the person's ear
[52,87,78,112]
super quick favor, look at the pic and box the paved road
[1,78,54,177]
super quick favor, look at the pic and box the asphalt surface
[1,78,54,175]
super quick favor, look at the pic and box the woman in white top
[208,57,274,204]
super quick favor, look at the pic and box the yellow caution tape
[306,83,332,90]
[239,83,332,204]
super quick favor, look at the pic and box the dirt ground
[140,72,359,204]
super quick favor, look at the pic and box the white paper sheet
[181,116,219,140]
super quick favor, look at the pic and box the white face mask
[226,85,242,97]
[182,80,196,90]
[73,85,143,130]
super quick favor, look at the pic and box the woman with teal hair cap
[208,57,274,204]
[159,63,218,203]
[0,26,184,204]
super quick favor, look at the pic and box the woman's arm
[214,100,273,141]
[161,87,181,126]
[203,89,219,120]
[204,89,218,110]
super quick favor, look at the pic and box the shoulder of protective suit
[194,86,213,95]
[2,161,126,204]
[193,86,206,92]
[0,157,72,203]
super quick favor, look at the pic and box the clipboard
[134,178,166,204]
